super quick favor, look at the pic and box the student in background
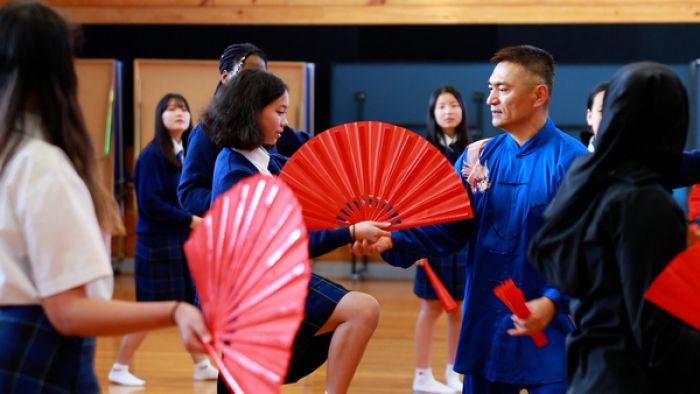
[584,81,608,152]
[0,3,209,392]
[108,94,218,386]
[178,42,310,217]
[412,86,469,393]
[583,80,700,190]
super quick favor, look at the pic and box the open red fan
[493,279,548,348]
[184,174,311,394]
[416,259,457,312]
[645,243,700,331]
[279,121,473,230]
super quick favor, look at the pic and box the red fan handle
[529,330,548,347]
[493,279,548,348]
[201,339,243,393]
[416,258,458,312]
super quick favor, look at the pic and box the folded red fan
[645,243,700,331]
[493,279,548,348]
[279,121,473,230]
[184,174,311,394]
[416,259,457,312]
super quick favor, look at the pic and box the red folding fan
[279,121,473,230]
[493,279,548,348]
[184,174,311,394]
[416,259,457,312]
[645,243,700,331]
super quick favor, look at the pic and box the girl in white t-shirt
[0,3,210,392]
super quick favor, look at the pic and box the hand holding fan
[416,259,457,312]
[493,279,548,347]
[184,174,311,394]
[645,243,700,331]
[279,121,473,230]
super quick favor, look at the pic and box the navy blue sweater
[177,123,310,217]
[211,148,351,258]
[134,142,192,235]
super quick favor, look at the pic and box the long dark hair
[425,86,470,154]
[151,93,192,169]
[201,69,287,150]
[0,1,122,233]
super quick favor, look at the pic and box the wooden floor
[95,274,457,394]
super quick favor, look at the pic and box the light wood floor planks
[95,274,458,394]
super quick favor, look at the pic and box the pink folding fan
[184,174,311,393]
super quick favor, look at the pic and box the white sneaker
[193,359,219,381]
[413,368,456,393]
[108,364,145,386]
[445,365,463,392]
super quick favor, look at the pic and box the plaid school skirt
[0,306,99,394]
[217,273,348,392]
[285,273,348,382]
[413,246,468,301]
[135,233,196,303]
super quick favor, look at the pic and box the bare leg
[445,301,464,391]
[316,291,380,394]
[109,333,148,386]
[415,299,442,368]
[446,301,463,364]
[190,352,207,363]
[114,332,148,365]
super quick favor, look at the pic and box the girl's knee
[339,292,380,327]
[421,299,443,315]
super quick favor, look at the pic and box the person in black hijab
[528,62,700,393]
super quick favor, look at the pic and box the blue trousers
[463,374,566,394]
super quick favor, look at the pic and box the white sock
[413,367,456,393]
[193,358,218,381]
[415,367,433,381]
[108,363,145,386]
[445,363,462,391]
[194,359,211,369]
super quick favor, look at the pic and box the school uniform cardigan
[134,142,191,235]
[211,147,351,258]
[178,123,309,217]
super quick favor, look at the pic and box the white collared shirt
[440,133,458,148]
[587,136,596,153]
[173,138,184,162]
[233,146,271,175]
[0,114,113,304]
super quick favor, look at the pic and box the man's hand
[507,296,555,336]
[352,221,391,243]
[351,235,393,255]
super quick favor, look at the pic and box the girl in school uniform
[0,3,209,393]
[108,94,218,386]
[204,69,388,394]
[412,86,470,393]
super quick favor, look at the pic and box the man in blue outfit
[368,45,589,393]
